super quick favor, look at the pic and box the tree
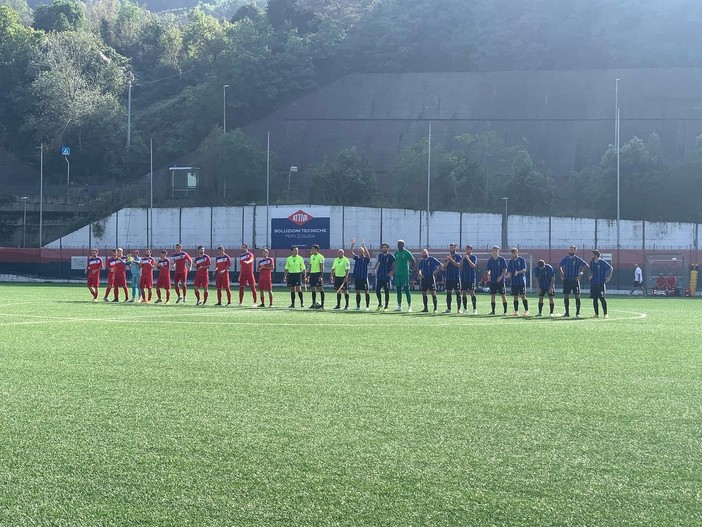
[503,145,554,214]
[0,0,31,24]
[197,127,270,203]
[308,147,377,205]
[25,30,127,182]
[33,0,87,33]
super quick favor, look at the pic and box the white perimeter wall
[47,204,700,251]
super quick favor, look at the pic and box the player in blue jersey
[372,243,395,311]
[486,245,508,315]
[460,245,479,315]
[440,243,462,313]
[558,245,590,317]
[534,259,556,316]
[506,247,529,316]
[350,239,372,310]
[417,249,441,313]
[589,250,613,318]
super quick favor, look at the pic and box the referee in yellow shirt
[307,244,326,309]
[284,246,306,308]
[331,249,350,310]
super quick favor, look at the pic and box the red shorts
[156,276,171,289]
[87,276,100,288]
[216,272,230,289]
[107,273,114,286]
[113,274,127,288]
[239,274,256,287]
[258,277,272,291]
[194,271,209,288]
[174,271,187,284]
[140,274,153,289]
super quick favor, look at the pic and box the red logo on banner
[288,210,313,226]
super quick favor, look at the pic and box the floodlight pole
[21,196,28,248]
[426,120,432,248]
[127,79,132,148]
[150,137,153,248]
[266,131,270,247]
[502,197,509,248]
[223,84,229,134]
[616,78,621,288]
[39,143,43,247]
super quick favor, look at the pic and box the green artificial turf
[0,284,700,526]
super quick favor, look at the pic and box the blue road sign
[61,146,71,156]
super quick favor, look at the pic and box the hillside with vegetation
[2,0,702,223]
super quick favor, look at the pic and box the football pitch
[1,284,700,526]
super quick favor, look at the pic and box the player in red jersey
[257,248,274,307]
[193,245,211,305]
[85,248,103,301]
[111,247,129,302]
[214,246,232,306]
[139,249,156,303]
[155,250,171,304]
[238,243,258,306]
[172,243,192,303]
[102,248,117,301]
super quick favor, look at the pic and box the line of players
[85,243,273,306]
[85,240,613,317]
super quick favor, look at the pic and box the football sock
[344,293,349,308]
[203,291,208,303]
[227,290,232,304]
[491,301,496,313]
[181,284,187,299]
[365,293,370,308]
[336,293,341,307]
[252,288,258,303]
[432,296,437,310]
[166,290,170,302]
[312,291,317,304]
[405,288,411,305]
[472,296,476,310]
[522,299,529,311]
[423,296,428,309]
[601,298,607,315]
[357,293,361,308]
[217,290,222,303]
[549,302,554,314]
[538,301,543,314]
[397,288,402,305]
[564,298,570,314]
[593,299,599,315]
[174,284,180,298]
[297,291,303,305]
[384,290,390,308]
[194,290,200,301]
[447,294,452,310]
[157,290,162,300]
[290,291,295,305]
[239,288,245,303]
[514,300,519,312]
[575,298,581,315]
[456,292,461,309]
[502,302,508,314]
[320,291,325,306]
[376,290,382,305]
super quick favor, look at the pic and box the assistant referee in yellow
[284,246,306,308]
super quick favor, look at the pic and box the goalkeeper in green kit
[390,239,416,312]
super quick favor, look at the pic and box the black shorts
[563,279,580,295]
[511,284,526,296]
[420,277,436,292]
[538,287,555,298]
[376,278,390,290]
[590,284,606,299]
[633,280,643,287]
[287,273,302,287]
[461,280,475,292]
[489,282,505,295]
[334,276,348,291]
[445,279,460,292]
[309,272,323,287]
[354,278,369,291]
